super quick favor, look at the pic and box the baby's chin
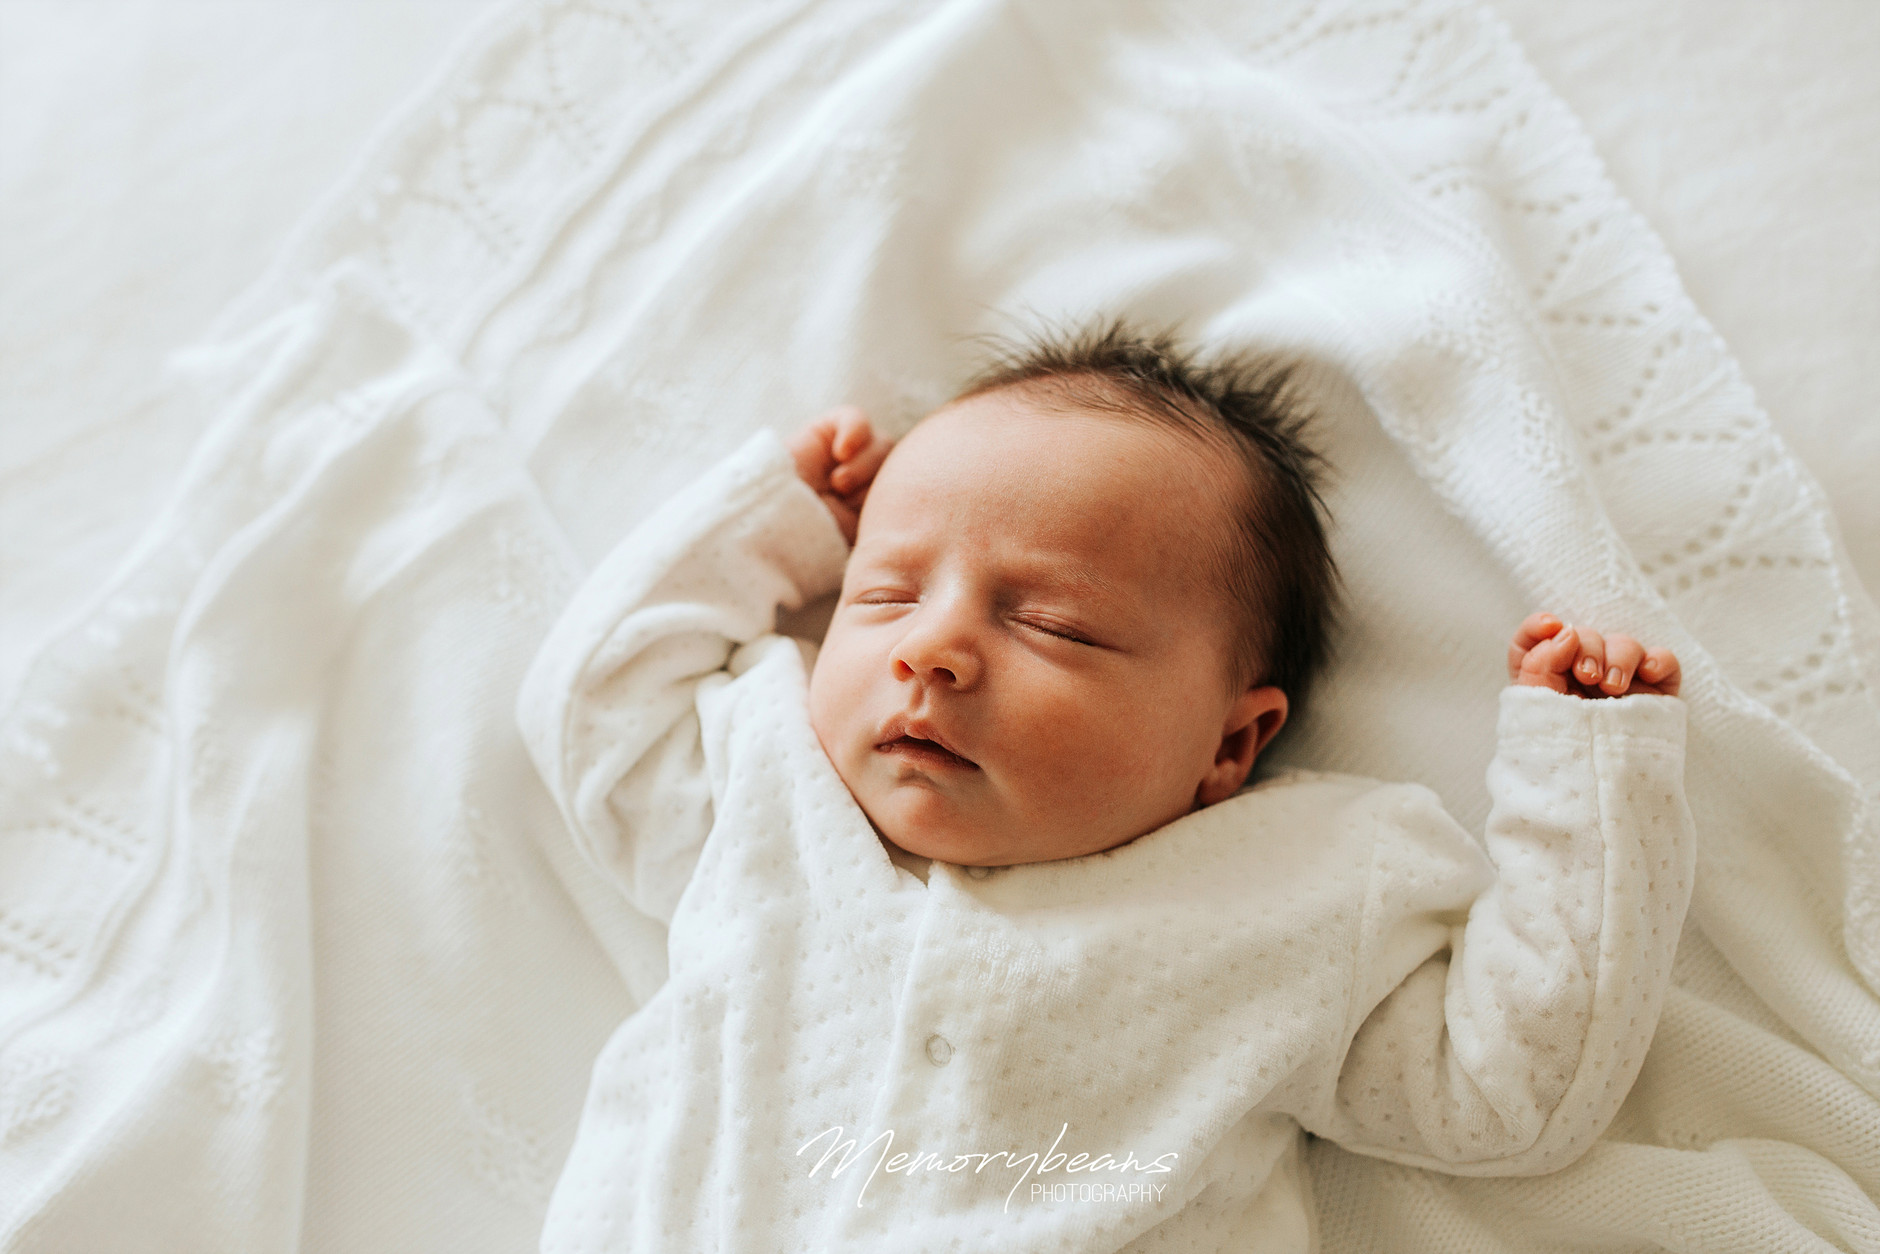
[868,812,1004,867]
[864,797,1136,868]
[847,765,1159,867]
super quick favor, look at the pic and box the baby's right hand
[789,406,893,544]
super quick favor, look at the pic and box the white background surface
[0,5,1874,1248]
[0,0,496,471]
[1,0,1876,627]
[1496,0,1880,593]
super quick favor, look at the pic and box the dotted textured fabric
[1,0,1876,1249]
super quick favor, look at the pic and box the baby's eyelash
[1017,617,1093,645]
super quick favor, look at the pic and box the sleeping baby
[517,325,1695,1252]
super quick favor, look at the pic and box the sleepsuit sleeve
[1291,683,1694,1174]
[516,428,849,925]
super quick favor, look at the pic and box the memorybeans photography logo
[796,1123,1178,1211]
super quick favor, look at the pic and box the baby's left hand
[788,406,895,544]
[1508,613,1681,698]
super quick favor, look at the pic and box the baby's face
[808,388,1278,866]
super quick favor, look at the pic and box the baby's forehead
[864,396,1246,599]
[906,384,1238,475]
[889,388,1246,516]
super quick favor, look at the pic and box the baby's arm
[1290,620,1694,1174]
[516,415,871,924]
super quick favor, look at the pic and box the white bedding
[5,0,1876,703]
[1,1,1877,1250]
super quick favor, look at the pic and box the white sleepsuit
[518,429,1696,1253]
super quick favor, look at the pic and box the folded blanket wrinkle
[1,0,1876,1250]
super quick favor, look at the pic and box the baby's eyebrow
[845,537,928,573]
[999,556,1129,609]
[1025,562,1115,596]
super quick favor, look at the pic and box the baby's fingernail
[1606,667,1623,688]
[1641,657,1660,674]
[1579,657,1599,679]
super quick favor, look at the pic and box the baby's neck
[881,833,932,884]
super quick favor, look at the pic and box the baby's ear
[1234,685,1289,767]
[1197,686,1288,807]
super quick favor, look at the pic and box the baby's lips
[876,713,977,767]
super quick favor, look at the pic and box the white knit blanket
[2,1,1876,1250]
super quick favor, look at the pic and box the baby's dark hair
[953,320,1341,723]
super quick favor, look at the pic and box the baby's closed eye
[1012,614,1097,645]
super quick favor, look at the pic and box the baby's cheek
[1107,704,1219,811]
[805,643,861,765]
[1030,713,1158,806]
[805,654,832,734]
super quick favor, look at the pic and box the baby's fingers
[830,430,894,497]
[1508,612,1564,681]
[1516,623,1581,695]
[827,406,875,460]
[1635,648,1682,697]
[1568,625,1607,691]
[1510,612,1566,652]
[1599,635,1646,695]
[789,412,844,490]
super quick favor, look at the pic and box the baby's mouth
[877,734,979,771]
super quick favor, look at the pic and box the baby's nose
[890,628,980,689]
[894,657,958,685]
